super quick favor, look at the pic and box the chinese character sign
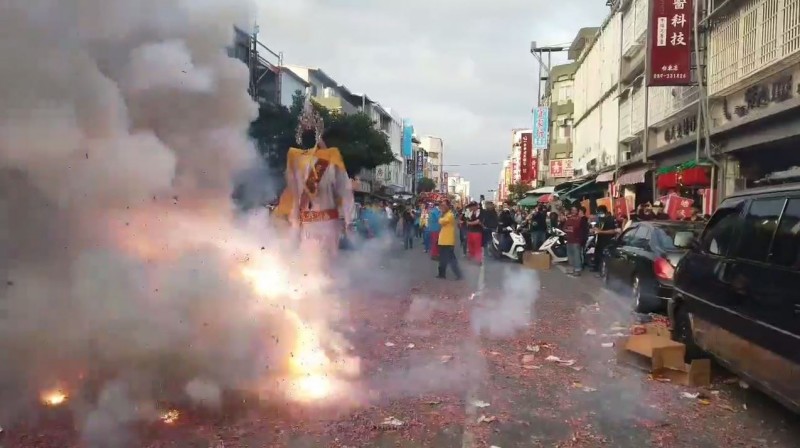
[532,107,549,149]
[648,0,693,86]
[519,132,533,183]
[530,156,538,184]
[416,150,425,179]
[548,159,574,178]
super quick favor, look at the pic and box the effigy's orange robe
[274,147,354,254]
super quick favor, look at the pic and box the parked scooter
[490,225,526,262]
[538,227,568,263]
[583,221,597,267]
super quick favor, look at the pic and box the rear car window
[655,226,701,249]
[700,201,744,256]
[732,198,784,263]
[769,199,800,269]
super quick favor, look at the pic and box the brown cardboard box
[523,251,551,270]
[618,322,711,387]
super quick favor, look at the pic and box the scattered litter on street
[471,399,490,408]
[585,329,597,336]
[477,415,497,424]
[377,417,405,430]
[384,341,395,347]
[406,343,415,349]
[601,342,614,348]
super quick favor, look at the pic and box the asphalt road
[4,237,799,447]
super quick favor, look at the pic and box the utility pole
[530,42,566,106]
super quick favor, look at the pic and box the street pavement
[5,237,800,447]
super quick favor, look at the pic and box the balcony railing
[647,86,700,125]
[708,0,800,95]
[622,0,648,57]
[631,86,645,134]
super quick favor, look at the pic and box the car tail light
[654,257,674,281]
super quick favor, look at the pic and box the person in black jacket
[528,205,549,250]
[497,202,515,252]
[481,202,499,248]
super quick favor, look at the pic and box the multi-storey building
[702,0,800,198]
[419,136,445,189]
[447,174,471,206]
[541,63,577,185]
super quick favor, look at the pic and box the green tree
[507,182,532,202]
[417,177,436,193]
[248,91,394,178]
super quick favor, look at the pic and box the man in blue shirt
[426,202,442,259]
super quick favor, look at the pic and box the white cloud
[259,0,610,196]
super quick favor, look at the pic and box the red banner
[520,132,533,183]
[648,0,693,86]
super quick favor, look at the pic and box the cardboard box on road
[523,251,551,270]
[618,322,711,387]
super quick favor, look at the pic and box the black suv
[669,184,800,412]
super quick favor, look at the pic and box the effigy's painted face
[299,129,318,150]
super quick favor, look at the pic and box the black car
[601,221,704,313]
[669,184,800,412]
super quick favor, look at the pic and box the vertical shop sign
[532,107,549,149]
[648,0,693,86]
[520,132,533,183]
[416,150,425,179]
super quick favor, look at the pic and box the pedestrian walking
[481,202,498,248]
[528,205,548,251]
[563,206,587,276]
[436,200,463,280]
[592,205,619,275]
[402,206,415,249]
[465,202,483,263]
[427,203,442,260]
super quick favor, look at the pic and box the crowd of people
[342,194,710,280]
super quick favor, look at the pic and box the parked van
[669,184,800,412]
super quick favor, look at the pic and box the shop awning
[560,180,600,202]
[517,195,541,207]
[526,186,555,195]
[616,167,649,186]
[595,171,615,183]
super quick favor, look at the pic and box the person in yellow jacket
[436,200,463,280]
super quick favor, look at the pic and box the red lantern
[657,172,678,190]
[679,167,710,186]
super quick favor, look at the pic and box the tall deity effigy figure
[274,99,354,256]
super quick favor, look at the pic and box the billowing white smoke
[471,267,540,338]
[0,0,349,445]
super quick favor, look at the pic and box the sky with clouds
[260,0,610,197]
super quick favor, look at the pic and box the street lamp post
[529,42,567,107]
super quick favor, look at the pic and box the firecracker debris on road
[5,247,800,448]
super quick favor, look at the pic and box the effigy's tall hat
[295,97,324,146]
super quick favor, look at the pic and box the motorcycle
[583,222,597,267]
[490,225,526,262]
[538,227,568,263]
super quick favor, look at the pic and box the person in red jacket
[563,205,587,276]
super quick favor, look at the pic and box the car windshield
[655,225,702,249]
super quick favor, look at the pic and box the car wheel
[671,303,704,361]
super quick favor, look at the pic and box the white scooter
[538,228,569,263]
[490,225,526,262]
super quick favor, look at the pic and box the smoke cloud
[0,0,369,446]
[471,266,540,338]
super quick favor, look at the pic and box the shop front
[614,164,653,209]
[709,63,800,196]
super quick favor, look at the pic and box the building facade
[571,21,621,180]
[419,136,444,189]
[447,174,471,206]
[541,63,577,185]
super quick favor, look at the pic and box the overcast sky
[260,0,610,197]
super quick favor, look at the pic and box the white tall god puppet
[274,100,355,255]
